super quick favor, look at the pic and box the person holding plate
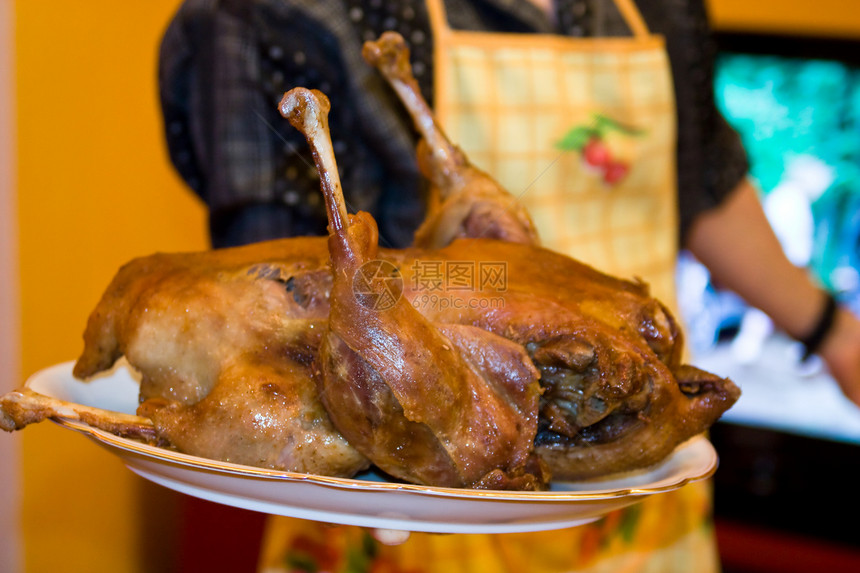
[158,0,860,571]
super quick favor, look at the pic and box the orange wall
[708,0,860,38]
[1,0,21,569]
[15,1,206,572]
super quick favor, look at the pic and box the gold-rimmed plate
[25,361,718,533]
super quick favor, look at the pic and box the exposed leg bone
[362,31,540,248]
[362,32,463,191]
[279,89,349,232]
[0,387,158,442]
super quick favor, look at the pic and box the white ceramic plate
[25,361,718,533]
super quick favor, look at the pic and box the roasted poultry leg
[362,31,540,248]
[280,87,545,489]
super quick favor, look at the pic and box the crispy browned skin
[362,31,540,248]
[61,222,738,482]
[138,354,369,476]
[72,243,332,403]
[69,239,369,477]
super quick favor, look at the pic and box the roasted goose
[0,34,740,487]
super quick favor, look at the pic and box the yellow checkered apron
[260,2,719,572]
[429,0,678,306]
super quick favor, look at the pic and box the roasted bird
[0,33,740,488]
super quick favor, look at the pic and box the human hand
[370,528,411,546]
[818,306,860,407]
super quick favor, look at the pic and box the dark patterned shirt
[159,0,748,248]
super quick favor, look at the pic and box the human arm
[158,1,432,248]
[158,1,332,247]
[685,178,860,407]
[644,0,860,405]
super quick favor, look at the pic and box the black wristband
[800,292,838,361]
